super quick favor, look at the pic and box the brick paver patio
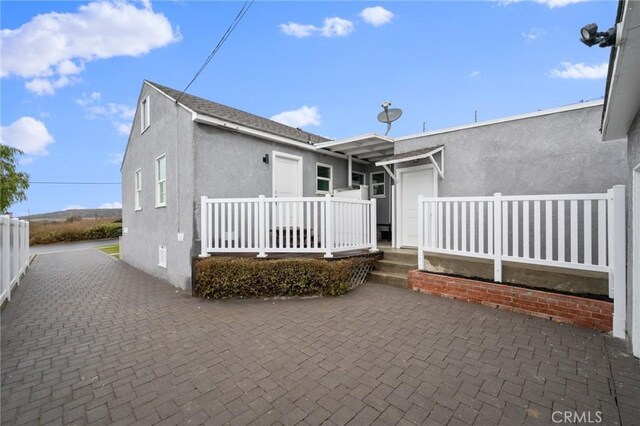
[2,250,639,425]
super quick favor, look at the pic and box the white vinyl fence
[417,186,626,337]
[199,195,378,258]
[1,215,30,306]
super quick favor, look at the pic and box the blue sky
[1,0,616,216]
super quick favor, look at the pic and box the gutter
[192,113,370,165]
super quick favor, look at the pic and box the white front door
[273,152,302,198]
[399,165,436,247]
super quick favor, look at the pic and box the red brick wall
[408,270,613,332]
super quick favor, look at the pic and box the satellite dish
[377,101,403,135]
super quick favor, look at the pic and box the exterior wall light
[580,22,616,48]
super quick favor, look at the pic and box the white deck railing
[417,186,626,337]
[1,215,30,306]
[199,194,378,258]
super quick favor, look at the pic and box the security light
[580,23,616,48]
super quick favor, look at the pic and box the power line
[176,0,254,104]
[30,181,121,185]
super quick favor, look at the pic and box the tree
[0,145,30,214]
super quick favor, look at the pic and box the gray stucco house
[121,81,391,289]
[600,0,640,356]
[121,81,627,293]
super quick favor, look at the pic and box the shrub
[29,220,122,245]
[194,257,374,299]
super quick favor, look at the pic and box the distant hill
[21,208,122,222]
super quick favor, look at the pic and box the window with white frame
[352,172,365,186]
[140,96,150,133]
[134,169,142,211]
[155,154,166,207]
[370,171,385,198]
[316,163,333,194]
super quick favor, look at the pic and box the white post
[348,155,353,188]
[493,193,503,282]
[611,185,626,339]
[198,196,210,258]
[257,195,267,258]
[25,221,29,269]
[391,185,396,248]
[370,198,379,253]
[418,196,425,270]
[1,216,10,302]
[12,219,18,286]
[324,194,333,258]
[608,188,615,297]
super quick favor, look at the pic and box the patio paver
[1,250,639,425]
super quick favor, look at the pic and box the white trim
[370,171,386,198]
[134,168,142,211]
[155,153,167,208]
[633,163,640,357]
[144,81,197,115]
[397,164,438,248]
[376,146,444,167]
[272,151,303,198]
[314,133,393,149]
[315,162,333,194]
[395,100,604,142]
[193,114,369,165]
[352,171,366,186]
[140,95,150,134]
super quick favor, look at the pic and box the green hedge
[194,257,371,299]
[30,222,122,245]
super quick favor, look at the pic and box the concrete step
[376,259,417,275]
[367,271,408,289]
[381,250,417,263]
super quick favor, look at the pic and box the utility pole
[474,110,478,123]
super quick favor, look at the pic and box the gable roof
[146,81,330,145]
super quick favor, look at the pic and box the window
[140,95,150,133]
[352,172,366,186]
[134,169,142,211]
[370,172,385,198]
[316,163,333,194]
[155,154,166,207]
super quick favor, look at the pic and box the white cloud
[1,1,180,95]
[280,22,317,38]
[76,93,133,136]
[320,17,354,37]
[550,62,608,79]
[85,103,135,120]
[76,91,102,107]
[470,70,481,77]
[1,117,54,155]
[99,202,122,209]
[280,17,354,38]
[522,28,547,40]
[25,75,77,96]
[271,106,321,128]
[115,123,131,136]
[501,0,588,8]
[64,205,86,211]
[106,152,124,165]
[360,6,394,27]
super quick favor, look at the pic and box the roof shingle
[146,81,330,145]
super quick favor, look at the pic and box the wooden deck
[208,249,383,260]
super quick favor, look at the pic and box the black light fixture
[262,154,269,164]
[580,22,616,48]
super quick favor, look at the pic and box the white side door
[273,152,302,198]
[399,165,436,247]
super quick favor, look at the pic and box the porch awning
[375,145,444,178]
[315,133,394,163]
